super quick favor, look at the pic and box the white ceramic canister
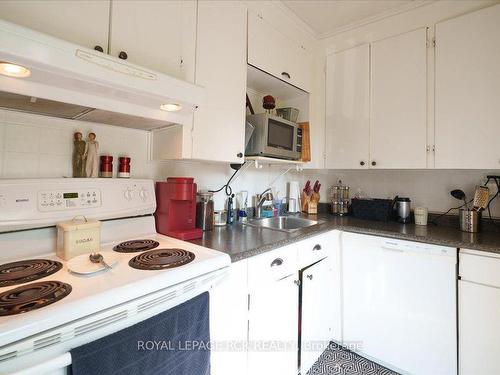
[414,207,428,226]
[57,216,101,260]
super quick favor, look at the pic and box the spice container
[330,180,350,216]
[100,155,113,178]
[196,191,214,231]
[118,157,131,178]
[57,217,101,260]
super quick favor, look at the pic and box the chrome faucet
[255,188,274,218]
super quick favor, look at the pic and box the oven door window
[267,119,294,151]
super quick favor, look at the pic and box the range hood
[0,20,204,130]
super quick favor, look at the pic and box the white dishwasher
[342,232,457,375]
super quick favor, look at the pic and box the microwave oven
[245,113,302,160]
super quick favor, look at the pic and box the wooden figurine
[72,132,86,178]
[84,132,99,178]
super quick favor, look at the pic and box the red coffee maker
[155,177,203,240]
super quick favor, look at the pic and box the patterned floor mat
[307,342,400,375]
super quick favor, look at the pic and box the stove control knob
[124,189,133,201]
[139,188,149,202]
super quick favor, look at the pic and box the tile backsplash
[0,109,153,179]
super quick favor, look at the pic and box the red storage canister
[100,155,113,178]
[118,157,131,178]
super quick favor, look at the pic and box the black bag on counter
[350,198,395,222]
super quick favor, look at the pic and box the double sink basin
[244,216,323,233]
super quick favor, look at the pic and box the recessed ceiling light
[160,103,182,112]
[0,62,31,78]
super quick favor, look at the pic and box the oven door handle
[10,352,72,375]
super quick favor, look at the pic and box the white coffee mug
[414,207,428,226]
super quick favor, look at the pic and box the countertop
[189,214,500,262]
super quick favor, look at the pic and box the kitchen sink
[244,216,323,233]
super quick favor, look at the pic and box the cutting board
[298,122,311,162]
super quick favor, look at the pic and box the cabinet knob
[294,280,301,286]
[94,45,104,53]
[312,244,321,251]
[360,161,365,166]
[371,161,377,166]
[281,72,291,79]
[118,51,128,60]
[306,274,313,280]
[237,152,243,158]
[270,258,283,267]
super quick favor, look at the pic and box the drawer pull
[312,244,322,251]
[270,258,283,267]
[281,72,291,79]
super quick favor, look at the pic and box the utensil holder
[459,209,481,233]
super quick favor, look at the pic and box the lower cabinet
[459,250,500,375]
[300,258,334,373]
[248,273,299,375]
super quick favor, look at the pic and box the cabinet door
[325,45,370,169]
[435,5,500,169]
[109,0,196,80]
[459,281,500,375]
[370,28,427,169]
[191,1,247,163]
[248,273,299,375]
[0,0,110,50]
[300,258,333,374]
[248,11,311,92]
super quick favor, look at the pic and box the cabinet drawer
[460,251,500,287]
[297,232,331,268]
[248,244,298,290]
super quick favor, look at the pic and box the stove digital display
[63,192,78,199]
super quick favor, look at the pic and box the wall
[0,109,154,179]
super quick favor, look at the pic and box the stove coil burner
[129,249,195,270]
[0,259,63,288]
[0,281,72,316]
[113,239,160,253]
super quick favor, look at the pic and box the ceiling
[281,0,418,38]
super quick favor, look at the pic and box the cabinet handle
[360,161,365,166]
[371,161,377,166]
[294,279,301,286]
[281,72,291,79]
[306,274,313,280]
[270,258,283,267]
[94,45,104,53]
[312,244,321,251]
[237,152,243,158]
[118,51,128,60]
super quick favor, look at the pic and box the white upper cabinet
[325,44,370,169]
[0,0,110,51]
[248,11,312,92]
[435,4,500,169]
[191,1,247,163]
[370,28,428,169]
[109,0,196,81]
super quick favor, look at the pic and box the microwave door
[266,119,296,159]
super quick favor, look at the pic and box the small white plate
[67,251,119,275]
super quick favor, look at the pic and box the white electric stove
[0,178,230,375]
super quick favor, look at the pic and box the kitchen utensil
[196,191,214,231]
[298,122,311,162]
[67,251,119,274]
[276,107,299,122]
[56,216,101,260]
[396,197,411,223]
[472,185,489,211]
[450,189,468,209]
[414,207,428,225]
[89,252,112,270]
[459,208,481,232]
